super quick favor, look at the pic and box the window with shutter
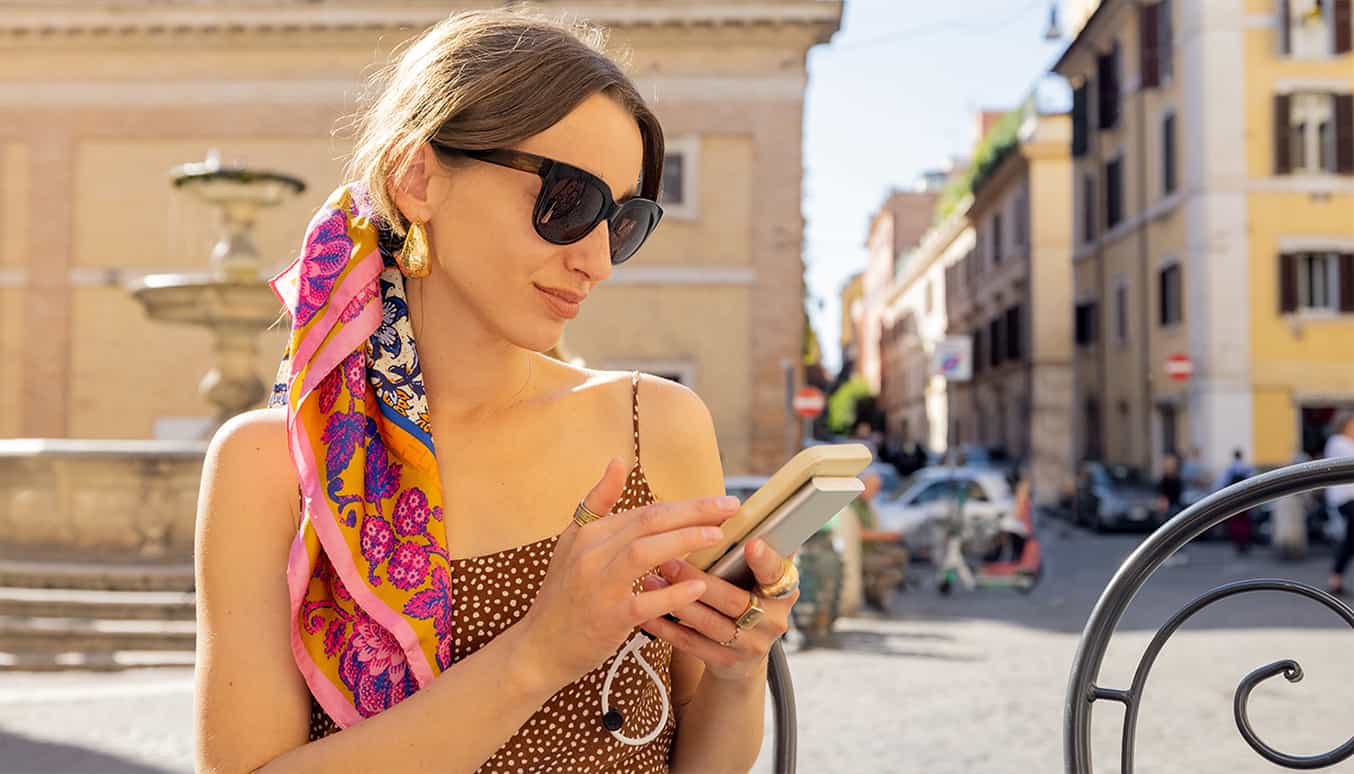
[1336,94,1354,174]
[1279,0,1292,54]
[1282,0,1338,56]
[1082,173,1097,242]
[1159,263,1183,326]
[1341,254,1354,312]
[1337,0,1352,54]
[1162,112,1178,195]
[1097,45,1120,130]
[1114,282,1129,345]
[1072,84,1089,157]
[1140,3,1160,89]
[1159,0,1175,80]
[1105,158,1124,229]
[1280,92,1342,174]
[1005,305,1023,361]
[1297,252,1342,310]
[989,317,1004,367]
[1076,302,1099,347]
[1280,253,1299,313]
[993,213,1003,265]
[1274,94,1293,174]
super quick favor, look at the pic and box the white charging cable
[599,631,670,746]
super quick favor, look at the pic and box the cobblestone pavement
[4,524,1354,773]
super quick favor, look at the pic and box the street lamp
[1043,1,1062,41]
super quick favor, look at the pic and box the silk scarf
[267,181,453,728]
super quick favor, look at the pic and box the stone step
[0,615,196,653]
[0,558,194,592]
[0,587,196,621]
[0,649,196,672]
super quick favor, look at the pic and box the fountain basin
[0,440,206,564]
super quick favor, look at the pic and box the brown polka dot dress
[307,371,679,772]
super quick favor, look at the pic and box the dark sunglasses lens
[609,202,660,265]
[535,171,607,244]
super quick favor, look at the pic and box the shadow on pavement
[883,524,1353,635]
[0,727,183,774]
[792,630,985,661]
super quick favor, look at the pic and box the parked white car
[872,467,1016,560]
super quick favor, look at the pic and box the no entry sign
[1166,352,1193,381]
[793,386,826,418]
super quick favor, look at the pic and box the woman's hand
[637,539,798,682]
[520,457,741,687]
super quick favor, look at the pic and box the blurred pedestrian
[851,471,910,611]
[1326,412,1354,595]
[1156,453,1184,523]
[1216,449,1255,554]
[1181,446,1209,490]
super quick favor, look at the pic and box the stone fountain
[132,151,306,434]
[0,153,304,670]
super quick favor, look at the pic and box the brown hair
[341,8,664,236]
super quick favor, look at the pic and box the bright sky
[803,0,1071,374]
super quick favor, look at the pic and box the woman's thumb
[581,456,627,520]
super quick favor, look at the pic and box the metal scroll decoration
[1064,457,1354,773]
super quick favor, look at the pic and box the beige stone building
[839,270,865,377]
[860,188,939,399]
[882,196,973,455]
[0,0,842,476]
[946,101,1074,504]
[1055,0,1354,475]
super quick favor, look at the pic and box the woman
[193,10,798,773]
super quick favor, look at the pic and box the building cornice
[0,2,844,38]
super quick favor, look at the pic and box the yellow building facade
[1056,0,1354,475]
[0,1,841,476]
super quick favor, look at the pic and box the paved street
[4,524,1354,773]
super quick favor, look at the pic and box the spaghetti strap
[631,370,642,464]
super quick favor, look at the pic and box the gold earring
[396,221,431,279]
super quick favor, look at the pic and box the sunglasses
[430,143,663,265]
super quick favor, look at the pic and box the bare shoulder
[194,406,310,770]
[201,407,298,528]
[630,372,726,502]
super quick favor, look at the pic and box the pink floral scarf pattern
[267,182,454,728]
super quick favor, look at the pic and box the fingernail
[748,540,763,559]
[716,496,740,512]
[688,581,707,596]
[702,527,724,542]
[643,575,668,590]
[660,559,683,578]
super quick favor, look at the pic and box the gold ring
[734,591,766,631]
[573,500,605,526]
[758,559,799,600]
[717,626,740,648]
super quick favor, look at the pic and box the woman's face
[419,93,645,352]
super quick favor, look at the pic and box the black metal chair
[1064,457,1354,772]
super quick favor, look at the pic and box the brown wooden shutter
[1072,84,1088,157]
[1274,93,1293,175]
[1279,0,1292,55]
[1280,253,1298,314]
[1335,0,1352,55]
[1335,93,1354,175]
[1342,254,1354,313]
[1140,3,1160,89]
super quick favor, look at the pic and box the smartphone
[686,443,874,588]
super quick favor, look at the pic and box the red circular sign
[1166,352,1193,381]
[793,386,826,418]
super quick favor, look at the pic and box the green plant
[827,376,872,435]
[934,106,1025,223]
